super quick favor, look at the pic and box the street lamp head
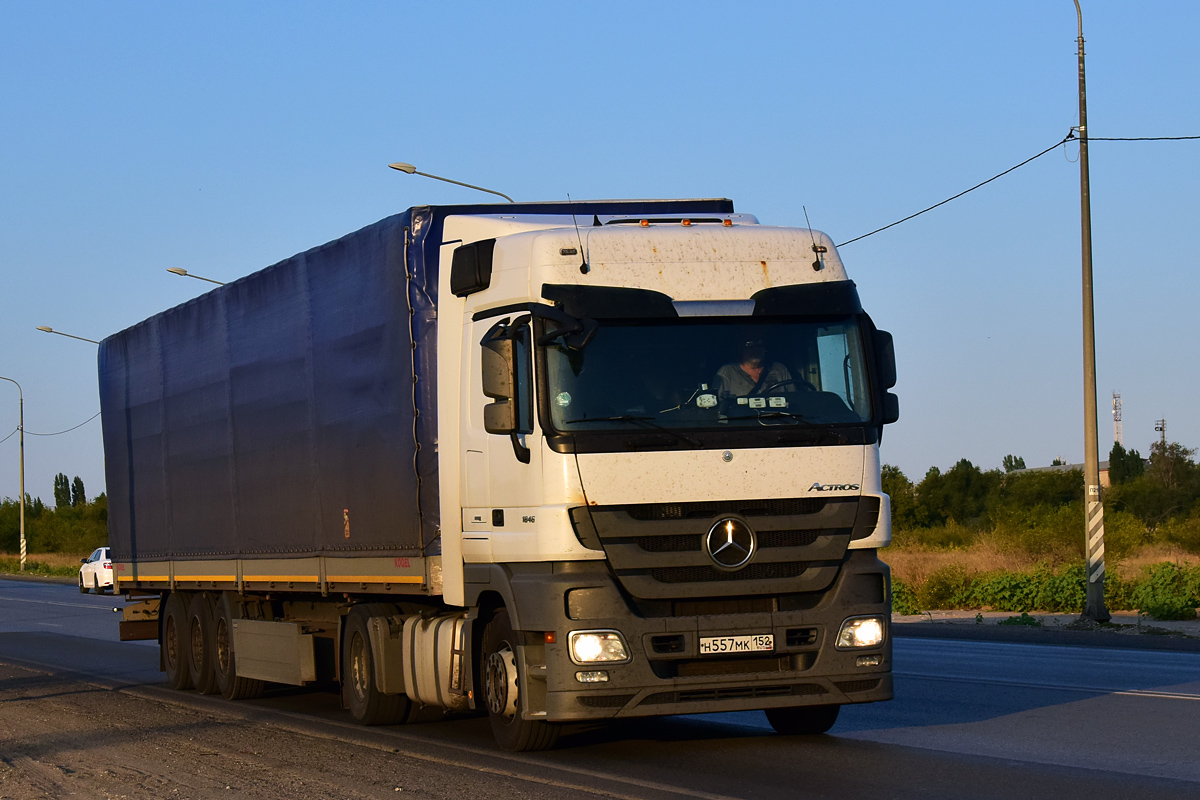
[166,267,188,276]
[388,162,418,174]
[36,326,53,333]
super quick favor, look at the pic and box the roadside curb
[894,621,1200,653]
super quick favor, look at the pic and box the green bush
[1103,510,1151,560]
[917,564,972,610]
[1131,563,1200,621]
[0,557,78,577]
[892,578,920,615]
[1157,511,1200,554]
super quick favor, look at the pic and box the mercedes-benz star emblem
[704,517,756,571]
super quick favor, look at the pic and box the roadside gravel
[0,663,593,800]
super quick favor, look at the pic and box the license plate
[699,634,774,655]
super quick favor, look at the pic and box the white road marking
[0,596,113,611]
[896,671,1200,701]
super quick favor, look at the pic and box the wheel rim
[484,645,518,720]
[165,615,179,670]
[215,617,231,674]
[191,616,204,668]
[349,632,369,703]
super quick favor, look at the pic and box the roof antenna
[803,205,827,271]
[568,193,590,274]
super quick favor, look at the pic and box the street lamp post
[1074,0,1109,622]
[36,327,100,345]
[0,377,24,572]
[166,268,226,286]
[387,162,515,203]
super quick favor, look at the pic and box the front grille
[650,562,807,584]
[636,534,700,553]
[676,657,785,678]
[624,498,827,521]
[577,694,635,708]
[640,683,827,705]
[834,679,881,694]
[634,528,835,553]
[674,597,774,616]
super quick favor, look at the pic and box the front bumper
[479,549,893,722]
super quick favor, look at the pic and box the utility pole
[1074,0,1109,622]
[0,377,24,571]
[1155,418,1166,446]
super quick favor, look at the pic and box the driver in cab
[713,338,795,402]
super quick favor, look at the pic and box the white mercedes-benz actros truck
[103,198,898,751]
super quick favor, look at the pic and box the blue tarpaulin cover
[99,200,734,562]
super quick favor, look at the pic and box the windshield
[544,316,873,433]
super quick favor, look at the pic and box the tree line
[884,439,1200,558]
[0,473,108,555]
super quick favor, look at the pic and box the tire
[765,704,841,735]
[480,608,560,752]
[342,604,409,725]
[79,575,88,594]
[93,575,101,593]
[213,593,265,701]
[162,592,193,690]
[187,593,220,695]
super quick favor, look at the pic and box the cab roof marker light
[681,219,692,227]
[640,219,650,227]
[722,219,733,227]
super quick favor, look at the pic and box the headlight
[836,616,885,648]
[567,630,630,665]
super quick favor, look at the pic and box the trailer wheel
[213,594,264,701]
[481,608,560,752]
[342,605,409,725]
[162,593,193,690]
[765,704,841,735]
[187,593,219,695]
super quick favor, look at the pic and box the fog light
[836,616,885,648]
[575,670,609,683]
[856,654,882,667]
[567,630,630,665]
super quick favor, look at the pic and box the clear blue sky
[1,1,1197,504]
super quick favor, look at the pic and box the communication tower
[1155,418,1167,446]
[1112,392,1123,446]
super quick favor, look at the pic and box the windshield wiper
[725,410,815,426]
[563,415,703,449]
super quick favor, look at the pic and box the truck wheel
[213,594,264,701]
[187,593,219,695]
[481,608,560,752]
[342,605,409,725]
[765,704,841,735]
[162,593,193,690]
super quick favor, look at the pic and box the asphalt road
[3,577,1199,799]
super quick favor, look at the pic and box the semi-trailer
[103,198,899,751]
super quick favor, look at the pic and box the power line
[837,130,1200,247]
[24,411,101,437]
[0,427,16,445]
[837,132,1075,247]
[1090,135,1200,141]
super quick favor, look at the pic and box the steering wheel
[763,377,816,393]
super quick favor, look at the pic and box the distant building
[1010,460,1111,488]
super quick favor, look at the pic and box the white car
[79,547,113,594]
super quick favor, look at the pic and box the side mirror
[882,392,900,425]
[481,336,517,435]
[80,558,88,564]
[873,330,896,389]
